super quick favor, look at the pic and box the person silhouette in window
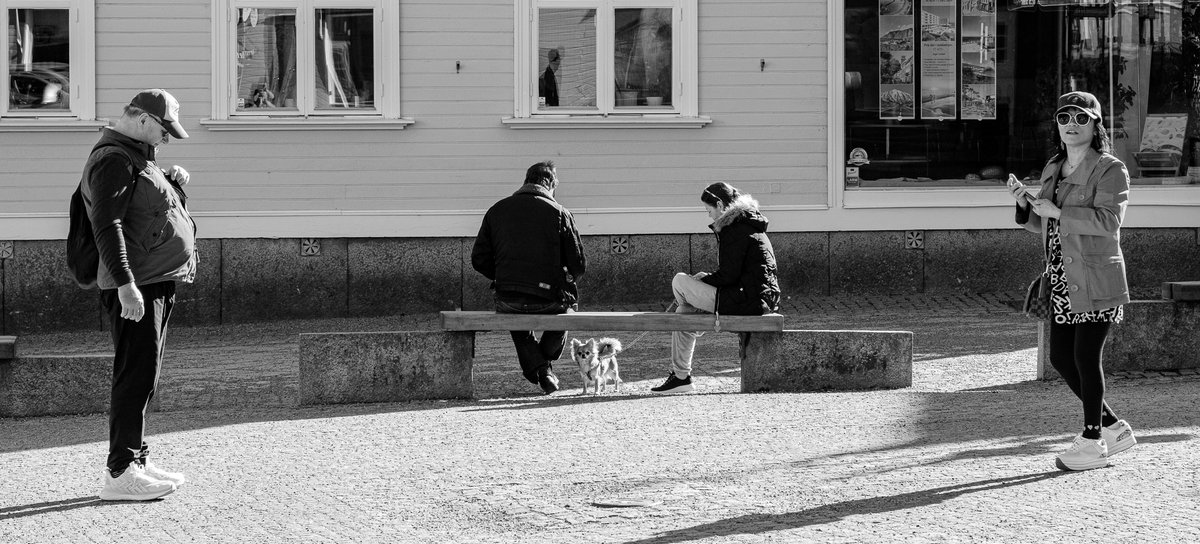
[539,48,561,107]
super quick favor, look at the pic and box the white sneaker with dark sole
[1055,435,1109,472]
[99,464,177,501]
[1102,420,1137,456]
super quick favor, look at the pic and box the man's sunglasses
[144,112,172,135]
[1055,111,1093,127]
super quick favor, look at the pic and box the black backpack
[66,183,99,289]
[67,147,133,289]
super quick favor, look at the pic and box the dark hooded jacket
[471,183,585,304]
[701,194,780,315]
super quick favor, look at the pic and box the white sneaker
[1055,435,1109,471]
[99,464,177,501]
[1102,420,1137,456]
[142,461,186,487]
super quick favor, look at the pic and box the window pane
[236,8,297,111]
[614,8,672,108]
[7,9,70,111]
[315,9,374,110]
[539,8,597,110]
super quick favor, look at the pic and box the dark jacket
[1016,149,1130,312]
[702,194,781,315]
[472,184,585,304]
[80,128,197,290]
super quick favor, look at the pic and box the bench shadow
[0,496,124,520]
[620,471,1069,544]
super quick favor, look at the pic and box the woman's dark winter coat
[701,194,781,315]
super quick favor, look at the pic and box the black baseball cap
[129,89,188,139]
[1055,91,1102,121]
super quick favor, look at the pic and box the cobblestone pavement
[3,294,1199,543]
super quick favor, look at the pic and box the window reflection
[614,8,672,108]
[7,8,70,111]
[539,8,597,110]
[236,8,297,111]
[315,9,374,110]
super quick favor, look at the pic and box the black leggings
[1048,320,1116,432]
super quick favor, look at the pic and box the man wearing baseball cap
[75,88,197,500]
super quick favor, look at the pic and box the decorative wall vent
[905,231,924,250]
[301,238,321,256]
[610,236,630,255]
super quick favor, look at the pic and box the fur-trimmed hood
[710,194,768,233]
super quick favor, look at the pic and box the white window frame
[0,0,97,130]
[206,0,409,131]
[507,0,708,129]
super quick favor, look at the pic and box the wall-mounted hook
[456,61,461,74]
[760,59,765,72]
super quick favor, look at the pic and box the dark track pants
[100,281,175,474]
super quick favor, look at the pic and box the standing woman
[1006,91,1137,471]
[651,182,781,393]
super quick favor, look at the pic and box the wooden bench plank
[440,311,784,332]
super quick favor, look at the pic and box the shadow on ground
[619,471,1070,544]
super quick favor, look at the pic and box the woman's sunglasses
[1055,111,1093,127]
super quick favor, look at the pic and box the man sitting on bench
[471,160,587,395]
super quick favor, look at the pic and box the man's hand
[692,271,709,280]
[165,165,190,186]
[117,282,145,322]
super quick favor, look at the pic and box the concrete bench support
[0,355,112,417]
[740,330,913,392]
[1039,300,1200,379]
[299,331,474,405]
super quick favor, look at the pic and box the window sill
[0,119,107,132]
[501,115,712,129]
[200,117,415,131]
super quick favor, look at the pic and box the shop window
[1,1,95,121]
[510,0,704,126]
[211,1,405,124]
[842,0,1200,189]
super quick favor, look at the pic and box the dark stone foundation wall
[3,229,1198,334]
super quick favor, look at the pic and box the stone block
[349,238,462,316]
[770,232,830,296]
[299,331,474,405]
[222,238,348,323]
[3,240,102,334]
[1122,228,1200,299]
[829,232,923,295]
[461,237,494,311]
[172,238,223,327]
[740,330,912,392]
[579,234,690,307]
[0,355,111,417]
[0,336,15,359]
[1039,300,1200,378]
[923,230,1043,294]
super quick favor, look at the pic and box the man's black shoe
[650,373,694,393]
[538,370,560,395]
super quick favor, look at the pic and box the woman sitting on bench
[651,182,781,393]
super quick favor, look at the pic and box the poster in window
[919,0,957,119]
[879,0,916,119]
[961,0,997,120]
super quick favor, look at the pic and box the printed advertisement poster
[879,0,916,119]
[919,0,957,119]
[961,0,997,119]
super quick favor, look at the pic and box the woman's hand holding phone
[1006,174,1031,206]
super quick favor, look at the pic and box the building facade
[1,0,1197,333]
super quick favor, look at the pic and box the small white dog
[570,337,623,395]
